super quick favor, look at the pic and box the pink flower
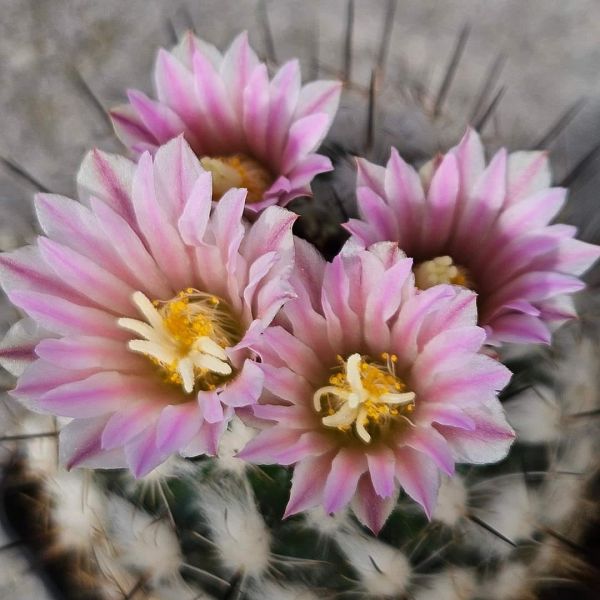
[111,31,342,212]
[239,240,514,532]
[0,136,296,477]
[345,128,600,345]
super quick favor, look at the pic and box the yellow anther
[200,153,273,204]
[414,255,474,290]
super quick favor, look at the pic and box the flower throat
[313,353,416,443]
[119,289,242,394]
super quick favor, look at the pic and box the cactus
[1,2,599,599]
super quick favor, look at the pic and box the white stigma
[118,291,232,394]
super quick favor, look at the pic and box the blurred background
[1,1,599,598]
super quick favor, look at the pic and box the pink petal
[37,372,156,418]
[212,187,247,274]
[405,427,455,476]
[101,401,163,450]
[394,447,440,519]
[131,152,192,291]
[422,153,459,251]
[154,49,210,153]
[284,453,332,518]
[77,149,136,226]
[259,364,312,405]
[382,148,424,246]
[287,154,333,189]
[489,313,552,344]
[266,60,301,165]
[391,285,455,366]
[356,186,398,241]
[450,127,486,199]
[273,431,334,465]
[281,113,330,173]
[0,318,47,376]
[367,446,396,498]
[295,80,342,121]
[258,327,323,384]
[352,475,398,534]
[127,89,188,145]
[243,64,270,160]
[0,246,85,302]
[507,150,550,204]
[412,326,487,383]
[322,254,361,351]
[177,170,213,246]
[110,104,158,154]
[192,50,240,148]
[156,403,202,453]
[323,449,366,514]
[35,193,130,282]
[60,415,127,470]
[91,197,173,299]
[219,360,264,407]
[12,359,95,402]
[436,400,515,464]
[199,390,224,424]
[38,237,134,314]
[8,290,122,338]
[125,425,167,478]
[152,135,204,221]
[220,31,259,116]
[356,157,386,197]
[417,403,476,430]
[237,426,302,463]
[183,410,232,457]
[499,187,566,233]
[364,255,413,350]
[35,336,144,372]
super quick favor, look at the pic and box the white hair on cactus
[504,386,562,444]
[44,470,104,552]
[412,568,476,600]
[248,580,321,600]
[468,479,537,557]
[153,577,212,600]
[432,475,468,527]
[106,495,183,585]
[21,413,61,476]
[333,528,411,597]
[195,475,271,578]
[555,332,599,413]
[216,416,257,474]
[477,562,529,600]
[540,434,594,527]
[302,506,351,537]
[0,520,57,598]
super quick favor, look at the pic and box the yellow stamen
[200,154,273,204]
[119,290,241,394]
[313,353,415,444]
[414,255,473,290]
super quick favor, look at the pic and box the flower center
[313,353,416,444]
[200,154,273,204]
[119,289,242,394]
[414,255,473,290]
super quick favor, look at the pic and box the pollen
[118,290,242,394]
[313,353,416,444]
[200,154,273,204]
[414,255,474,290]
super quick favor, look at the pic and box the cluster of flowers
[1,32,598,534]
